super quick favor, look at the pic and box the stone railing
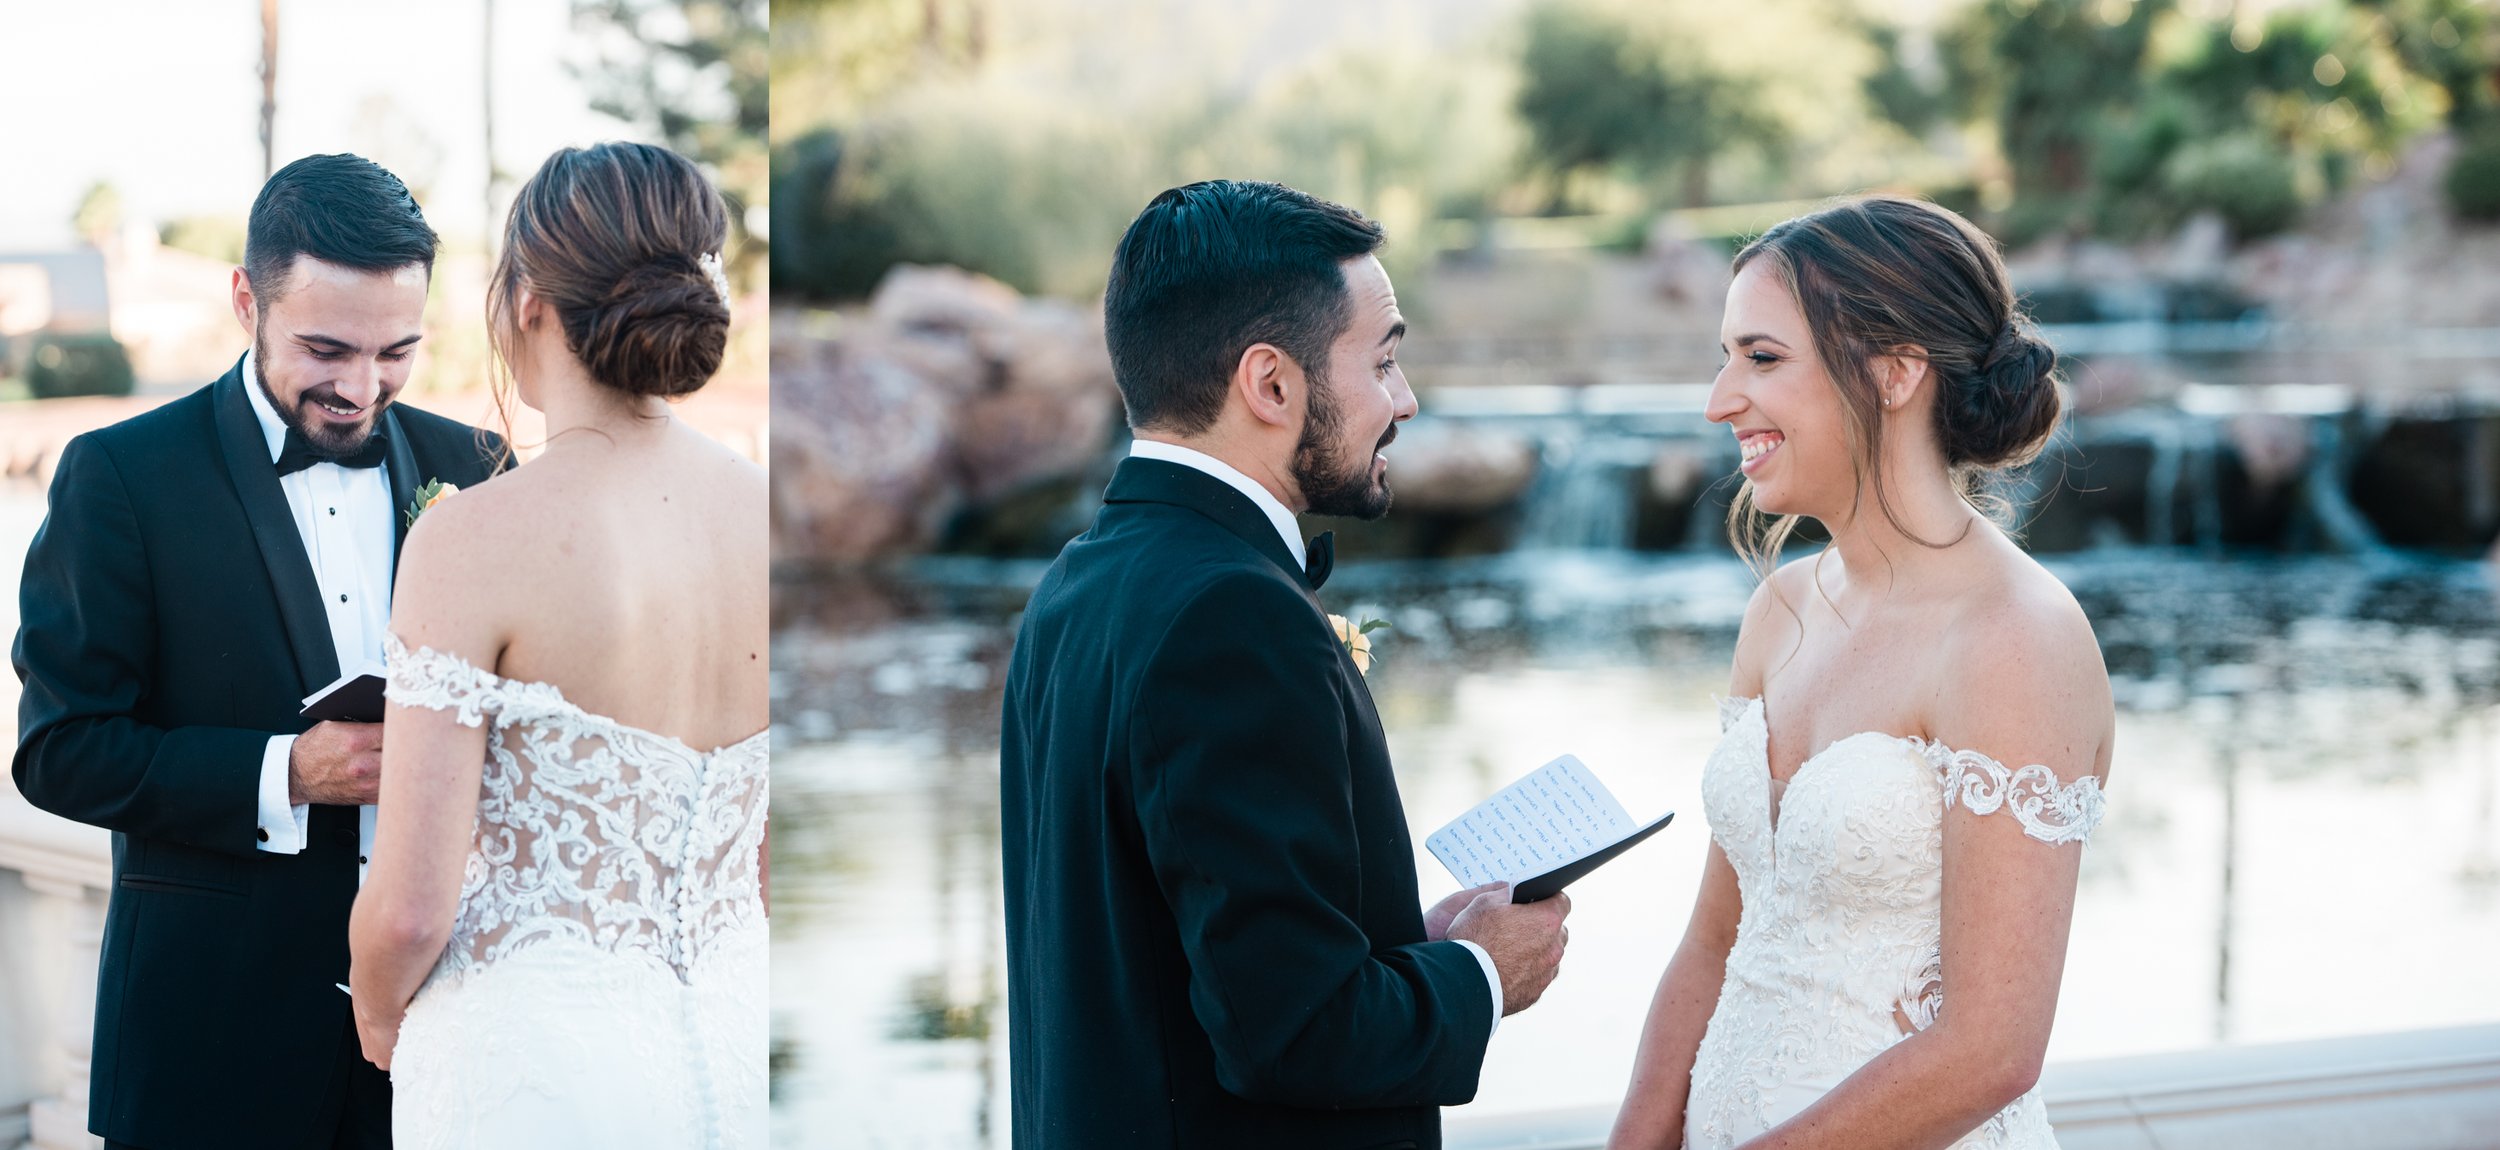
[1445,1022,2500,1150]
[0,787,109,1150]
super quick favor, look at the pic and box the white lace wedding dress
[1683,696,2104,1150]
[380,635,770,1149]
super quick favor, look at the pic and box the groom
[11,154,502,1149]
[1000,180,1571,1149]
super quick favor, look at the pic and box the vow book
[300,662,387,724]
[1425,755,1674,903]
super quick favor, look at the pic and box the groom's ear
[230,266,260,338]
[1234,341,1302,431]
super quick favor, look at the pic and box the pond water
[767,549,2500,1149]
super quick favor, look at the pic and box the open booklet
[1425,755,1675,903]
[300,661,388,724]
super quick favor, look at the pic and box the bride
[1607,196,2112,1150]
[345,142,768,1146]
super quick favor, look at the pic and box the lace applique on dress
[381,632,770,986]
[1910,740,2105,846]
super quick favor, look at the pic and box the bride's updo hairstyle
[488,142,731,404]
[1727,195,2061,573]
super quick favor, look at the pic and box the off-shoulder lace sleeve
[383,632,505,729]
[1716,694,1760,733]
[1912,740,2105,845]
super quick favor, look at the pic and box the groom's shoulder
[72,382,219,460]
[390,401,505,474]
[1042,512,1294,622]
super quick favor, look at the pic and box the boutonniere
[1328,614,1391,676]
[404,479,457,528]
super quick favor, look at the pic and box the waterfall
[1518,432,1650,551]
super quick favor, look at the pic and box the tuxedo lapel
[382,406,419,561]
[1102,457,1312,590]
[211,362,341,693]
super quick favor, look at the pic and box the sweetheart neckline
[1725,696,1926,835]
[1729,694,1923,781]
[386,634,769,760]
[1719,693,2106,844]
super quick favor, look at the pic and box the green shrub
[770,129,908,301]
[2162,134,2302,239]
[26,332,135,399]
[2446,133,2500,221]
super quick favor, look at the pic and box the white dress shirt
[245,348,391,885]
[1126,439,1507,1032]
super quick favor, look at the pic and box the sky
[0,0,651,250]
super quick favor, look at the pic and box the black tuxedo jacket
[11,358,503,1148]
[999,457,1496,1150]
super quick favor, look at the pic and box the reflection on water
[779,550,2500,1148]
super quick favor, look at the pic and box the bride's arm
[347,497,506,1070]
[1608,567,1794,1148]
[1608,842,1742,1149]
[1733,588,2113,1150]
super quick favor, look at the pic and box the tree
[1943,0,2170,238]
[2092,3,2442,239]
[73,182,121,248]
[2356,0,2500,131]
[1514,0,1774,209]
[259,0,280,180]
[486,0,503,255]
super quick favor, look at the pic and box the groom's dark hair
[1105,180,1384,434]
[244,153,440,304]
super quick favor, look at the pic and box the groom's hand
[1425,883,1503,942]
[290,721,384,805]
[1448,884,1571,1016]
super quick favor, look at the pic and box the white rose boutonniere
[404,479,457,529]
[1328,614,1391,676]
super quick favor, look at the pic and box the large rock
[1382,420,1537,514]
[770,266,1121,567]
[770,323,955,565]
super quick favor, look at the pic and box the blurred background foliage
[772,0,2500,302]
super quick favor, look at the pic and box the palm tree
[259,0,280,179]
[485,0,501,255]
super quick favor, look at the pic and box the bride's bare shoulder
[398,433,763,606]
[390,453,620,616]
[397,465,533,574]
[1934,550,2113,782]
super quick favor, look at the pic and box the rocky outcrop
[771,266,1121,567]
[1386,420,1538,514]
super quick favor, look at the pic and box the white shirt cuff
[1453,938,1503,1035]
[255,735,309,854]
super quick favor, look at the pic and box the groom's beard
[1294,366,1396,521]
[254,323,392,456]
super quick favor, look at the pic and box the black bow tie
[274,428,388,476]
[1304,531,1335,590]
